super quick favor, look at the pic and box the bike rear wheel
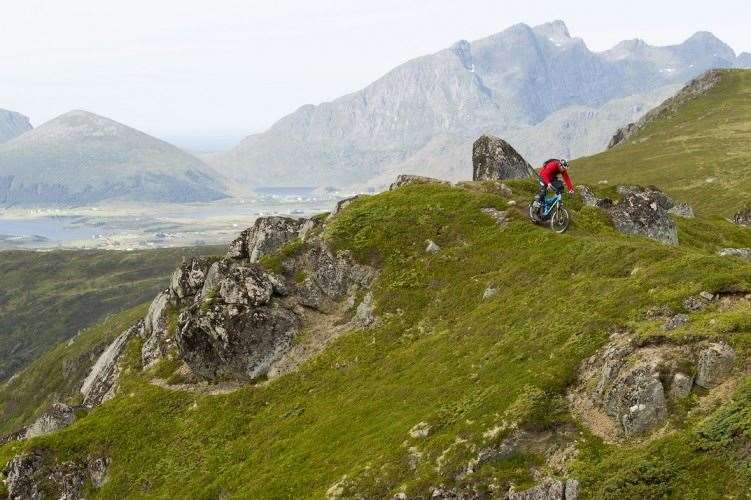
[551,207,570,233]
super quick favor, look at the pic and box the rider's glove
[568,189,575,195]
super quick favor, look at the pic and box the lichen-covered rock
[141,291,173,368]
[732,208,751,226]
[178,300,300,380]
[295,245,376,313]
[24,403,75,439]
[664,313,689,331]
[4,451,109,500]
[696,342,735,388]
[508,477,579,499]
[81,322,141,407]
[481,208,509,227]
[425,240,441,254]
[170,257,213,299]
[226,216,306,262]
[616,185,675,210]
[472,135,532,181]
[668,203,694,218]
[216,265,274,307]
[352,292,376,328]
[718,248,751,260]
[578,185,601,207]
[669,372,694,399]
[573,336,699,437]
[389,174,450,191]
[608,188,678,245]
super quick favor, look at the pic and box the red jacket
[540,159,574,191]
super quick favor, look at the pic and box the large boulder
[472,135,532,181]
[696,342,735,388]
[608,188,678,245]
[226,216,306,262]
[81,322,141,407]
[24,403,76,439]
[177,264,300,380]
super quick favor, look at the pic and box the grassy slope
[3,183,751,497]
[574,69,751,217]
[0,247,221,380]
[0,305,147,435]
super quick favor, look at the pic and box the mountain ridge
[211,21,743,188]
[0,109,32,144]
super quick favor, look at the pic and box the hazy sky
[1,0,749,151]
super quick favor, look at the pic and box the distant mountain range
[0,111,227,206]
[209,21,749,188]
[0,109,32,144]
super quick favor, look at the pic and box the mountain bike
[528,192,570,233]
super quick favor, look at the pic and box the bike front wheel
[528,201,541,223]
[551,207,570,233]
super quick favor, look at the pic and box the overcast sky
[1,0,749,151]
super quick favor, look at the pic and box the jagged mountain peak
[532,19,571,41]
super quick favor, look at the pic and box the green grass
[0,246,222,380]
[575,69,751,217]
[3,183,751,497]
[0,305,148,434]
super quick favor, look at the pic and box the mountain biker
[533,158,574,217]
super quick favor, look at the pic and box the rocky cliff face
[0,109,32,144]
[211,22,738,188]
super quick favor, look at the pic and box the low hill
[575,69,751,217]
[0,110,227,206]
[0,109,32,144]
[3,180,751,498]
[0,246,221,381]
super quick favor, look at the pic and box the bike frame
[542,193,562,218]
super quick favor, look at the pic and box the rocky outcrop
[81,322,141,407]
[389,175,450,191]
[24,403,76,440]
[732,208,751,226]
[608,187,678,245]
[141,291,173,368]
[577,185,613,209]
[168,216,376,381]
[481,208,510,227]
[4,451,109,500]
[472,135,532,181]
[170,257,213,299]
[571,332,736,438]
[226,216,306,262]
[508,477,579,499]
[608,69,724,148]
[718,248,751,260]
